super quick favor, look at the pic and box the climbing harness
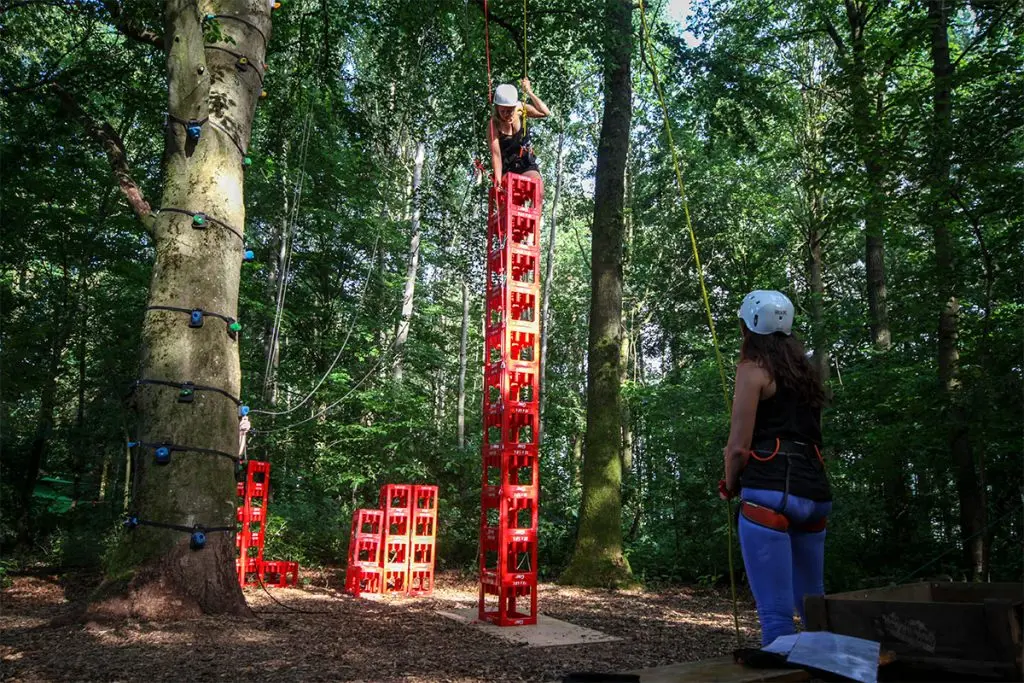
[638,0,740,646]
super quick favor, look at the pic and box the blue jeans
[738,487,832,646]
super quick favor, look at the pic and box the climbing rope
[638,0,741,647]
[483,0,493,103]
[252,233,381,417]
[521,0,528,134]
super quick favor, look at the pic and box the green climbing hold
[244,156,252,166]
[192,214,206,227]
[229,322,242,333]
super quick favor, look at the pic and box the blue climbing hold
[155,446,171,464]
[189,309,204,328]
[190,529,207,550]
[127,441,138,448]
[244,250,255,262]
[239,405,250,417]
[186,120,202,140]
[124,515,139,529]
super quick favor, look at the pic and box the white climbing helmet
[738,290,794,336]
[494,83,518,107]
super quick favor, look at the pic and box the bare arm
[488,118,503,185]
[723,361,768,493]
[521,77,550,118]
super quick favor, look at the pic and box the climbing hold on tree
[190,528,207,550]
[204,13,215,21]
[244,249,255,262]
[244,156,252,166]
[178,382,196,403]
[273,2,282,9]
[155,446,171,464]
[189,309,205,328]
[127,441,138,448]
[237,56,249,70]
[192,213,207,228]
[260,90,268,99]
[124,515,139,529]
[229,321,242,333]
[239,405,250,417]
[186,120,202,140]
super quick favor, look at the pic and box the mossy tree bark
[559,0,635,589]
[927,0,986,579]
[96,0,271,619]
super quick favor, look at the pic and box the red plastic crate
[383,565,408,594]
[345,565,383,597]
[409,564,434,596]
[413,485,438,514]
[262,560,299,588]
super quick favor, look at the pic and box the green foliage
[1,0,1020,593]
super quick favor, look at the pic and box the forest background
[1,0,1021,594]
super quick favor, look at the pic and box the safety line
[638,0,740,647]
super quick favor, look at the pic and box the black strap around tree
[133,378,242,406]
[131,440,239,464]
[158,207,244,243]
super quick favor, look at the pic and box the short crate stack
[345,483,437,598]
[235,459,299,588]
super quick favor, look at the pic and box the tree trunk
[457,279,470,450]
[845,1,891,350]
[392,141,426,381]
[539,131,564,443]
[99,0,270,619]
[928,0,985,579]
[262,139,290,406]
[559,0,634,588]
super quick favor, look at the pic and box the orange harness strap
[740,501,827,533]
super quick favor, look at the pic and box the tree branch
[102,0,163,49]
[471,0,525,62]
[51,84,155,236]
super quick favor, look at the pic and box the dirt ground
[0,570,760,682]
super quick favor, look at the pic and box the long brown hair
[740,322,826,408]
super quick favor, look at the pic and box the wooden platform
[556,657,809,683]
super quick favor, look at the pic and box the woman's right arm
[488,119,503,186]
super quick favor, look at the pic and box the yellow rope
[637,0,741,648]
[521,0,528,135]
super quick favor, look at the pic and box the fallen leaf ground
[0,570,761,682]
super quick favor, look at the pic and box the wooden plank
[825,582,933,603]
[821,597,1002,662]
[930,582,1023,605]
[983,599,1020,672]
[803,594,828,632]
[626,657,809,683]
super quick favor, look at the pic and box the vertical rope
[483,0,493,103]
[637,0,741,648]
[521,0,528,134]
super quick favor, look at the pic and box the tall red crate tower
[236,460,270,587]
[379,484,412,594]
[479,173,541,626]
[410,485,438,596]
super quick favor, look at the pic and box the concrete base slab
[437,607,621,648]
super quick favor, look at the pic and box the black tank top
[495,119,537,172]
[741,383,831,502]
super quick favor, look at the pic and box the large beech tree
[62,0,272,617]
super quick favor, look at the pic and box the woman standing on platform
[487,78,550,197]
[719,290,832,647]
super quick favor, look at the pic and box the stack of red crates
[410,485,437,596]
[236,460,269,587]
[344,483,438,598]
[344,509,384,596]
[479,173,541,626]
[235,459,299,588]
